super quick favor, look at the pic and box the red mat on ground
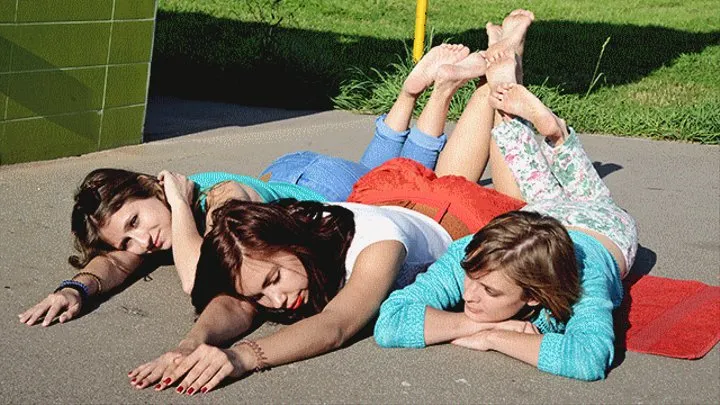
[623,275,720,359]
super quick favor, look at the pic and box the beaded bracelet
[233,340,269,373]
[72,272,104,295]
[54,280,90,303]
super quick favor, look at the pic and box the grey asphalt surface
[1,97,718,404]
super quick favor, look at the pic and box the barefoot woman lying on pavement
[18,44,471,327]
[374,11,638,381]
[127,39,532,394]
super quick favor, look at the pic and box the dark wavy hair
[69,168,168,269]
[191,199,355,323]
[461,211,581,323]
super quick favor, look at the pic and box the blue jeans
[260,114,447,201]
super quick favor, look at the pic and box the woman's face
[233,251,309,310]
[99,197,172,255]
[462,270,539,323]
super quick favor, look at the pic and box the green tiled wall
[0,0,157,165]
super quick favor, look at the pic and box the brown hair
[191,199,355,322]
[69,168,167,268]
[461,211,580,323]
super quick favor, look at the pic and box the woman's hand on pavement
[128,339,199,390]
[153,343,248,395]
[18,288,82,327]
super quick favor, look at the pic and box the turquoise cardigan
[374,231,623,381]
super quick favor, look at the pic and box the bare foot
[432,52,488,94]
[485,51,517,86]
[485,22,503,47]
[485,9,535,59]
[403,44,470,96]
[488,83,566,143]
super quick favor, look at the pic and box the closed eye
[262,266,281,288]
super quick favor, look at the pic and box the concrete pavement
[1,98,718,404]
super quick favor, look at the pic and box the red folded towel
[621,275,720,359]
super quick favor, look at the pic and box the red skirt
[347,158,526,240]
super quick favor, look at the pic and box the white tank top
[335,202,452,290]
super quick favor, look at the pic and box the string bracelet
[233,340,269,373]
[72,272,104,295]
[54,280,90,303]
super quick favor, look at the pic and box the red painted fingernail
[200,387,207,394]
[187,388,195,395]
[128,372,133,376]
[176,386,184,393]
[162,378,171,384]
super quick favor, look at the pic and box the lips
[465,304,483,316]
[289,292,304,310]
[153,230,163,249]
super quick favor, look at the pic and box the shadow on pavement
[144,96,319,141]
[611,244,658,371]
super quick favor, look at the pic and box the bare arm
[129,294,258,390]
[451,321,543,367]
[185,295,258,347]
[485,330,542,366]
[424,308,493,345]
[19,250,142,326]
[169,200,203,294]
[159,241,407,395]
[158,171,203,294]
[249,241,406,367]
[171,179,261,293]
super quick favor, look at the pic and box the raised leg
[360,44,470,169]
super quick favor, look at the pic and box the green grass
[154,0,720,143]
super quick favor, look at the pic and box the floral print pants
[492,119,638,277]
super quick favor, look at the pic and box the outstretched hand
[128,340,198,390]
[18,288,82,327]
[133,343,248,395]
[157,170,195,209]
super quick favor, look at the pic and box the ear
[526,298,541,307]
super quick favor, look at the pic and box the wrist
[55,280,89,303]
[60,287,82,300]
[484,329,504,351]
[229,344,257,375]
[178,337,202,351]
[231,340,269,374]
[170,199,193,212]
[458,313,492,336]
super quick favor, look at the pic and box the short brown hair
[69,168,167,268]
[461,211,580,323]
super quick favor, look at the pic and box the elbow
[324,326,347,351]
[373,330,396,348]
[181,279,194,295]
[373,318,394,348]
[584,350,612,381]
[541,334,613,381]
[575,343,613,381]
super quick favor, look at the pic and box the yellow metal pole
[412,0,428,63]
